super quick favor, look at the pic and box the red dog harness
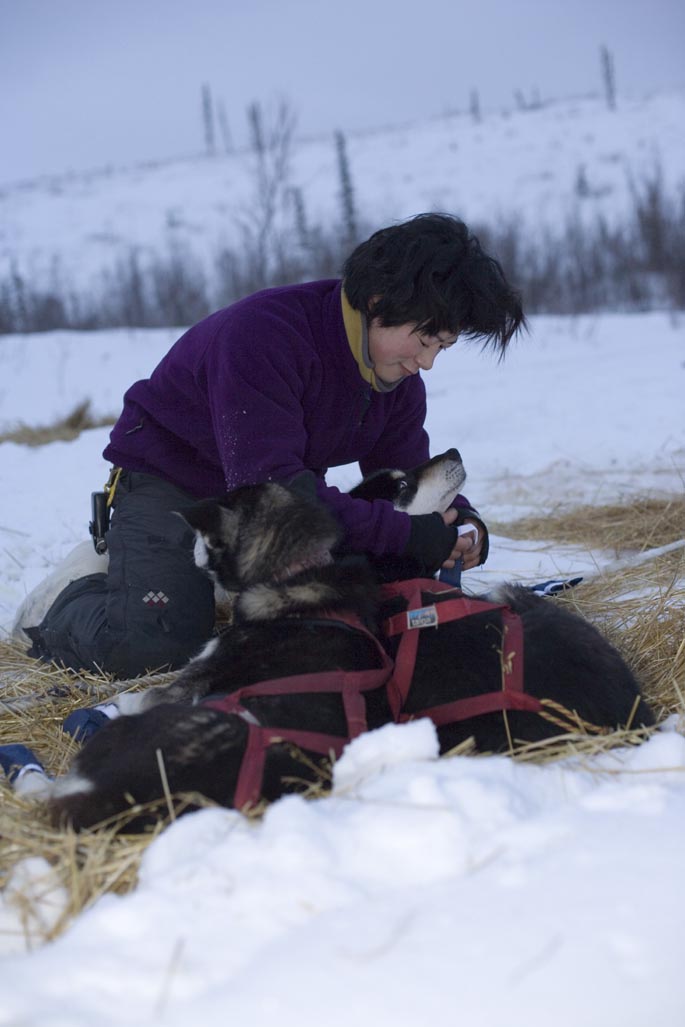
[203,611,396,810]
[380,579,544,725]
[204,580,543,809]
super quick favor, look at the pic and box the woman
[26,213,525,677]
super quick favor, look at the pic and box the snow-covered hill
[1,91,683,295]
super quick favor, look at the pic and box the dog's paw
[115,692,148,716]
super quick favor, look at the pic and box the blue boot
[63,704,118,743]
[0,743,46,784]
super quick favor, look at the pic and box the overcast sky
[1,0,683,185]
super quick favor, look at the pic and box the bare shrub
[1,165,683,333]
[100,250,157,327]
[469,90,481,124]
[201,83,216,156]
[0,400,114,446]
[334,130,358,247]
[149,242,211,326]
[476,170,685,314]
[0,263,72,333]
[236,99,298,290]
[600,45,617,111]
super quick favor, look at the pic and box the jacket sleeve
[202,312,484,561]
[201,311,414,557]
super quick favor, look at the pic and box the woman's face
[367,321,457,383]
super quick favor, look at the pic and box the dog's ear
[286,470,318,501]
[176,501,216,534]
[178,501,242,558]
[176,501,223,535]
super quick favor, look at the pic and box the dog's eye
[397,480,410,491]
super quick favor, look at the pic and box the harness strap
[381,580,535,728]
[382,584,516,714]
[205,665,393,732]
[222,722,348,811]
[380,579,460,718]
[383,595,511,639]
[203,580,542,810]
[401,689,543,725]
[378,576,459,609]
[202,610,396,809]
[400,607,536,726]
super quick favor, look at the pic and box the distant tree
[290,185,310,250]
[601,45,616,111]
[334,130,358,246]
[238,99,298,287]
[575,164,591,199]
[514,88,542,112]
[514,89,528,111]
[202,83,216,155]
[247,101,266,156]
[217,99,233,153]
[469,89,481,124]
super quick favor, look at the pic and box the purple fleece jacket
[104,279,469,556]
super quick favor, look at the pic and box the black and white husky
[349,447,466,514]
[50,481,389,829]
[50,450,654,830]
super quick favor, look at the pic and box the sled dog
[50,450,653,829]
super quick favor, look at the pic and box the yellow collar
[341,289,397,393]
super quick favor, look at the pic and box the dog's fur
[49,483,392,829]
[50,453,654,830]
[349,447,466,514]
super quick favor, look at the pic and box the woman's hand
[440,510,483,570]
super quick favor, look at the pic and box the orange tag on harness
[406,605,439,630]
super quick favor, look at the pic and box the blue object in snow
[438,557,463,588]
[0,743,46,783]
[63,707,112,743]
[529,576,584,596]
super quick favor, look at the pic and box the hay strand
[1,494,683,945]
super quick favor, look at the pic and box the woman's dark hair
[342,213,526,353]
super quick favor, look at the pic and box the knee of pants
[36,572,110,674]
[104,563,216,677]
[102,477,217,676]
[103,607,215,679]
[36,571,215,679]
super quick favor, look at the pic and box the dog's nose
[445,447,462,462]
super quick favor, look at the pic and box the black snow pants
[32,470,215,679]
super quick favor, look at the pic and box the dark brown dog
[50,457,653,830]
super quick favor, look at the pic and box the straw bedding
[1,496,683,945]
[0,401,115,449]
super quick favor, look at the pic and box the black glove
[403,513,459,576]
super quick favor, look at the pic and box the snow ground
[0,309,683,1026]
[1,310,682,628]
[1,722,684,1027]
